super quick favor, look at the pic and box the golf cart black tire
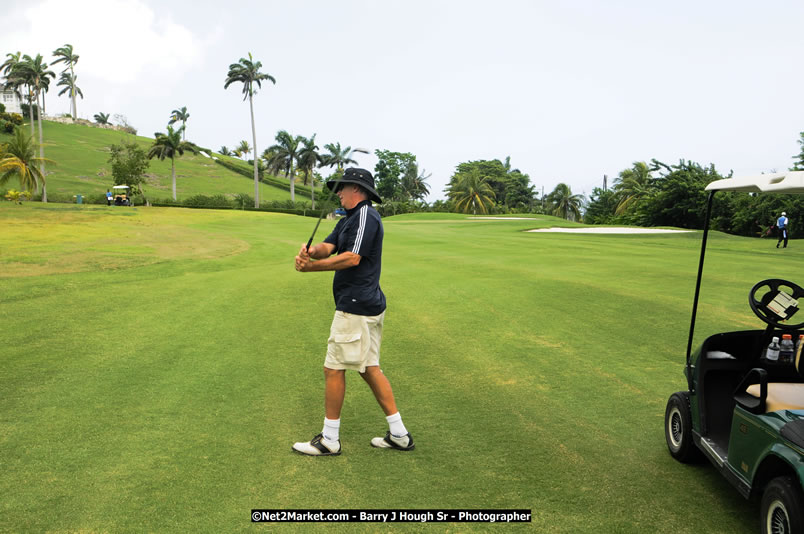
[761,476,804,534]
[664,391,703,463]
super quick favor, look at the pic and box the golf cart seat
[741,350,804,412]
[745,383,804,412]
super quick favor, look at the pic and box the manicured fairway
[1,205,799,533]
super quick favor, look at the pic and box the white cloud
[1,0,204,85]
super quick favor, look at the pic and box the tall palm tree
[266,130,303,202]
[147,125,197,201]
[17,54,54,201]
[297,134,322,208]
[0,127,51,193]
[52,44,79,119]
[56,72,83,116]
[447,169,496,215]
[93,112,110,125]
[224,52,275,208]
[613,161,653,215]
[321,142,367,171]
[168,106,190,139]
[548,183,584,221]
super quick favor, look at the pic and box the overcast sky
[3,0,804,201]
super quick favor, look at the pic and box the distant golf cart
[664,171,804,534]
[113,185,132,206]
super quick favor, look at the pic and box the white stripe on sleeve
[352,205,367,254]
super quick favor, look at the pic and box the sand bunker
[528,227,693,234]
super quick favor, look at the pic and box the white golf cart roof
[112,185,130,189]
[706,171,804,193]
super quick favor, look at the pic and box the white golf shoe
[292,433,341,456]
[370,431,415,451]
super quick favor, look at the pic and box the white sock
[322,418,340,441]
[386,412,407,437]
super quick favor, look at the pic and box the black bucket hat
[327,168,382,204]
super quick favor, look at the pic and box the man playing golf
[292,167,414,456]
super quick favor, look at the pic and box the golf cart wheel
[762,476,804,534]
[664,391,702,463]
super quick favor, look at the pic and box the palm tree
[297,134,322,208]
[2,52,34,137]
[16,54,54,201]
[236,140,251,160]
[147,125,197,201]
[548,183,584,221]
[447,169,496,215]
[401,162,431,201]
[613,161,653,215]
[52,44,79,119]
[93,112,110,125]
[168,106,190,139]
[56,72,83,116]
[224,52,276,208]
[265,130,303,202]
[219,146,232,156]
[321,142,367,171]
[0,127,52,193]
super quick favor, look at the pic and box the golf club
[305,148,369,252]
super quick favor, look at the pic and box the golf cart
[113,185,132,206]
[664,171,804,533]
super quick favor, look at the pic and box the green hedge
[211,158,319,199]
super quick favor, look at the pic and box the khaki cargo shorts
[324,310,385,373]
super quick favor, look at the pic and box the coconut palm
[0,127,52,193]
[401,163,431,201]
[168,106,190,139]
[16,54,54,201]
[613,161,653,215]
[52,44,79,119]
[297,134,322,208]
[56,72,83,116]
[147,125,197,201]
[93,112,110,125]
[224,52,275,208]
[547,183,584,221]
[265,130,303,202]
[447,169,496,215]
[219,146,232,156]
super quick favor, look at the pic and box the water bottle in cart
[780,334,795,363]
[766,336,781,361]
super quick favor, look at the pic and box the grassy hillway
[0,120,318,203]
[1,205,798,533]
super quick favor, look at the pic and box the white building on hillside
[1,84,22,114]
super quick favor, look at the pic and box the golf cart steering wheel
[749,279,804,330]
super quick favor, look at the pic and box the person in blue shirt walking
[777,212,789,248]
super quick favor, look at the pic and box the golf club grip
[306,236,314,252]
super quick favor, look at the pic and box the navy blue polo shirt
[323,200,386,316]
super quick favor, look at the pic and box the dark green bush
[0,120,14,134]
[183,194,233,208]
